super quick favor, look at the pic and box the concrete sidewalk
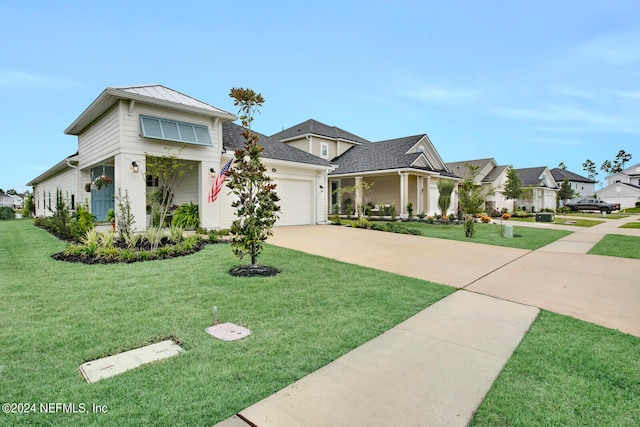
[218,292,538,427]
[215,218,640,426]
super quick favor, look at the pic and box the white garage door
[273,179,312,226]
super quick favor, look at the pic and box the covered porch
[329,170,458,219]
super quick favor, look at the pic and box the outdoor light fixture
[131,161,139,173]
[319,185,324,192]
[209,167,215,178]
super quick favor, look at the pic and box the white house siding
[33,168,78,217]
[597,185,640,209]
[118,102,223,230]
[77,104,121,169]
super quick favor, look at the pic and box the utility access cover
[79,340,184,383]
[206,323,251,341]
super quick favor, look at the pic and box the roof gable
[222,122,332,168]
[272,119,370,145]
[65,85,236,135]
[445,158,497,181]
[516,167,557,188]
[330,134,447,175]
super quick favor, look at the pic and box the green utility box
[535,213,555,222]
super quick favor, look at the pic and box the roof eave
[65,88,237,135]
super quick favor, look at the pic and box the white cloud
[614,90,640,99]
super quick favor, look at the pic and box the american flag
[208,159,232,203]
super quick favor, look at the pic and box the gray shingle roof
[550,168,595,184]
[445,158,495,180]
[516,167,549,186]
[330,135,445,175]
[223,122,332,167]
[483,165,508,183]
[272,119,370,145]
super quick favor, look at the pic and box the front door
[91,166,114,221]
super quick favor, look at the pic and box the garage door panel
[274,179,312,226]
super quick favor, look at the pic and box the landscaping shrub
[0,206,15,220]
[172,202,199,229]
[328,214,341,225]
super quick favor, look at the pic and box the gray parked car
[564,199,621,213]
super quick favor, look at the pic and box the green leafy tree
[582,159,597,181]
[600,160,613,175]
[335,180,374,218]
[145,148,190,249]
[458,164,491,238]
[437,179,456,217]
[558,162,567,170]
[613,150,632,173]
[558,178,576,222]
[227,87,281,268]
[502,166,522,212]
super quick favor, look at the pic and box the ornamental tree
[226,88,280,268]
[437,179,456,217]
[502,166,522,212]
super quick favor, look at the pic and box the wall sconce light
[271,168,277,173]
[209,168,216,178]
[319,185,324,192]
[131,161,139,173]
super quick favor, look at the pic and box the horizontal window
[140,115,212,145]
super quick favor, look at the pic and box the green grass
[620,222,640,229]
[471,311,640,426]
[588,234,640,259]
[370,220,571,250]
[509,216,603,227]
[0,220,453,426]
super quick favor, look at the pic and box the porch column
[200,160,220,230]
[355,176,363,216]
[114,153,146,232]
[425,176,431,215]
[417,177,423,215]
[399,172,408,218]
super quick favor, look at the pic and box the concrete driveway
[270,223,640,337]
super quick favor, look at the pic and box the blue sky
[1,0,639,193]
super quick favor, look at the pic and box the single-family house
[444,158,511,213]
[273,120,458,218]
[0,192,14,208]
[515,167,559,211]
[550,168,596,200]
[596,163,640,208]
[27,85,333,230]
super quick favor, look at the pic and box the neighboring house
[274,120,458,217]
[596,163,640,208]
[550,168,596,200]
[515,167,559,211]
[445,158,511,213]
[27,85,333,230]
[0,192,13,208]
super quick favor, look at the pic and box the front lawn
[0,220,453,426]
[370,220,571,250]
[509,216,603,227]
[588,234,640,259]
[620,222,640,229]
[471,311,640,426]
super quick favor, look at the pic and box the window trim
[320,142,329,158]
[139,115,212,146]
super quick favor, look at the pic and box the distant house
[596,163,640,208]
[0,193,13,208]
[515,167,558,211]
[445,158,511,213]
[550,168,596,200]
[273,120,458,217]
[27,85,333,229]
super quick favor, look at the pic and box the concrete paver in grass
[79,340,183,383]
[223,291,538,427]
